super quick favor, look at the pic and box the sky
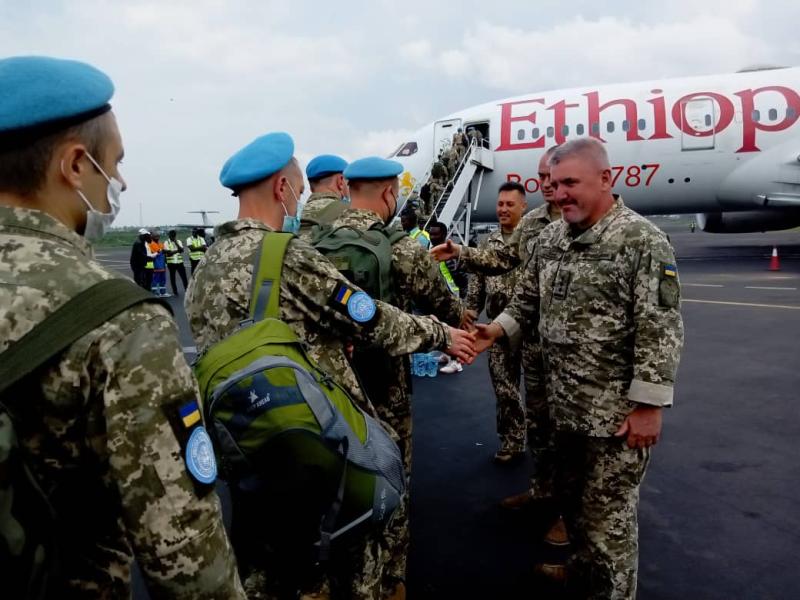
[2,0,799,226]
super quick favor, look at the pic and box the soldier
[431,147,566,547]
[184,132,476,600]
[474,138,684,599]
[0,56,244,598]
[330,157,469,598]
[452,127,467,162]
[467,126,484,148]
[428,154,449,215]
[465,182,528,464]
[304,154,350,222]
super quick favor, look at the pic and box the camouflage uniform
[303,191,341,222]
[428,160,449,215]
[184,218,452,600]
[331,207,464,593]
[459,203,557,497]
[494,198,684,599]
[451,132,467,163]
[465,229,525,455]
[0,206,244,599]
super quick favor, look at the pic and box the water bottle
[411,353,422,376]
[426,353,438,377]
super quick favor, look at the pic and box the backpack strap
[249,232,293,322]
[0,279,171,397]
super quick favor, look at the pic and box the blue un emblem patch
[185,426,217,484]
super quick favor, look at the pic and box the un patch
[347,291,376,323]
[185,426,217,485]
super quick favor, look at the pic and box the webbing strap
[0,279,170,396]
[249,232,293,322]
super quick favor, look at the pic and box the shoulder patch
[662,263,677,277]
[185,426,217,484]
[347,291,377,323]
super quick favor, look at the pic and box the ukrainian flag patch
[332,282,355,307]
[663,263,677,278]
[179,400,202,428]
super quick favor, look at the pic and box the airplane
[389,65,800,235]
[177,210,219,230]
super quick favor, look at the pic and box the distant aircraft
[177,210,219,233]
[391,66,800,234]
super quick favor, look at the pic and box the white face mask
[73,152,123,241]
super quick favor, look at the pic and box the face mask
[281,180,304,234]
[385,189,400,224]
[70,153,123,241]
[341,195,351,205]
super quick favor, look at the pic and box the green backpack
[193,232,405,558]
[0,279,169,600]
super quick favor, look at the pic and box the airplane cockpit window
[576,124,585,135]
[393,142,418,157]
[768,108,778,121]
[752,110,761,122]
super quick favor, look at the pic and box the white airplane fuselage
[392,68,800,232]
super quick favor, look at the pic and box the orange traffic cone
[769,246,780,271]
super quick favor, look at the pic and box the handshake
[440,308,507,366]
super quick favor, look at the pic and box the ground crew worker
[186,227,207,274]
[184,132,476,600]
[149,230,169,297]
[431,146,567,548]
[143,228,157,291]
[163,228,188,295]
[303,153,350,222]
[473,138,684,599]
[400,207,430,249]
[331,156,470,599]
[130,227,149,288]
[0,55,243,598]
[466,182,528,464]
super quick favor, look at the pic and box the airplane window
[752,110,761,122]
[546,126,554,138]
[768,108,778,121]
[591,122,600,134]
[562,125,569,136]
[532,127,540,138]
[638,118,646,130]
[607,121,615,133]
[517,128,525,141]
[788,107,797,119]
[704,114,712,127]
[622,120,630,132]
[394,142,418,157]
[576,124,585,135]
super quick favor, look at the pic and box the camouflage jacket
[0,207,243,599]
[459,202,556,275]
[184,218,451,415]
[297,192,344,242]
[495,198,684,436]
[465,229,522,320]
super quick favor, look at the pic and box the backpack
[193,232,405,559]
[0,279,170,600]
[310,221,409,407]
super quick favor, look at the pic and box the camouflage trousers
[553,432,651,600]
[427,182,444,215]
[521,339,556,499]
[488,338,525,453]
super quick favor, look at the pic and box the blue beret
[306,154,348,180]
[220,132,294,190]
[0,56,114,147]
[344,156,404,181]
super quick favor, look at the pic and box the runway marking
[745,286,797,291]
[683,283,724,288]
[683,299,800,310]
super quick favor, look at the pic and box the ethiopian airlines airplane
[390,66,800,233]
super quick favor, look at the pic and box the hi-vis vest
[163,239,183,264]
[187,236,205,261]
[438,261,459,295]
[145,242,158,270]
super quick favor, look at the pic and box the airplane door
[434,119,462,156]
[680,98,716,151]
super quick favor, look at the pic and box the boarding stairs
[425,141,494,245]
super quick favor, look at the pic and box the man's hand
[615,405,663,449]
[474,322,504,354]
[460,309,478,331]
[445,327,477,364]
[431,240,461,262]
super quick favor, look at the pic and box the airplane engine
[696,209,800,233]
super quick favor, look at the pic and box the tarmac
[97,227,800,599]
